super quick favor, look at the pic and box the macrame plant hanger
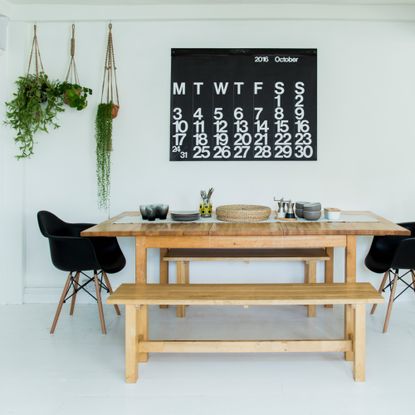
[27,24,44,76]
[101,23,119,119]
[65,24,80,84]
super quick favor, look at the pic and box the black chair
[365,222,415,332]
[37,211,126,334]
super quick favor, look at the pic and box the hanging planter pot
[95,23,120,210]
[111,104,119,119]
[60,25,92,111]
[5,25,64,159]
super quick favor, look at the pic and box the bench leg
[353,304,366,382]
[159,249,169,309]
[176,261,189,318]
[125,305,138,383]
[305,261,317,317]
[324,247,334,308]
[138,305,149,362]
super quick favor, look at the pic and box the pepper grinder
[285,200,295,219]
[274,197,285,218]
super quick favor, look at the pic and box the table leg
[353,304,366,382]
[159,248,169,309]
[135,237,148,362]
[324,247,334,309]
[135,237,147,284]
[345,235,356,361]
[125,305,138,383]
[305,260,317,317]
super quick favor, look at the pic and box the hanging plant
[60,25,92,111]
[96,23,120,209]
[5,25,64,159]
[95,103,112,209]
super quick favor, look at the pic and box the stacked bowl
[303,203,322,221]
[294,201,308,218]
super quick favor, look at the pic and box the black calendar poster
[170,48,317,161]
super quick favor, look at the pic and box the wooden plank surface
[163,248,330,261]
[144,235,346,249]
[107,283,384,305]
[81,211,409,237]
[137,340,352,353]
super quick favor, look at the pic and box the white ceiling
[6,0,415,5]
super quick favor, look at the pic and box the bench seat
[108,282,382,305]
[107,282,383,383]
[162,248,331,317]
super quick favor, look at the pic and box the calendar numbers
[170,49,317,161]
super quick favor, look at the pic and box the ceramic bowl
[295,208,304,218]
[295,201,308,210]
[303,210,321,221]
[303,202,322,212]
[324,208,341,221]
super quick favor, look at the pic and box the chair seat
[365,255,390,274]
[101,255,125,274]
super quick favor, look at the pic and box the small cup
[145,206,157,221]
[139,205,148,220]
[155,204,169,220]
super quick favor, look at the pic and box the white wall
[1,4,415,303]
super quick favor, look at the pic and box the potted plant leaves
[4,26,64,159]
[95,23,120,209]
[59,82,92,111]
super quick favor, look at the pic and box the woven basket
[216,205,271,223]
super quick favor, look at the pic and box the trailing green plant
[95,103,113,209]
[59,82,92,111]
[5,72,64,159]
[95,24,120,210]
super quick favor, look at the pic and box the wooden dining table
[82,210,409,361]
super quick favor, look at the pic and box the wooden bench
[107,282,383,383]
[162,248,331,318]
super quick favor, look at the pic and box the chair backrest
[365,222,415,273]
[37,210,81,238]
[37,210,99,272]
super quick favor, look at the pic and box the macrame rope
[65,24,80,84]
[27,25,45,76]
[100,23,119,106]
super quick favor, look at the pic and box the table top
[81,211,409,237]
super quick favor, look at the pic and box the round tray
[216,204,271,223]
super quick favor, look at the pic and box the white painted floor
[1,301,415,415]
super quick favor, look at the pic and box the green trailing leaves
[4,74,93,159]
[95,103,113,210]
[5,73,64,159]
